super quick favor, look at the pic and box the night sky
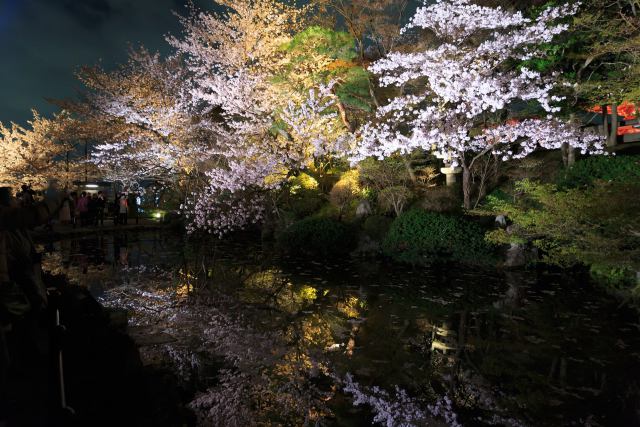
[0,0,210,126]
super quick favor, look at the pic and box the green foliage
[485,179,640,296]
[313,203,341,219]
[284,26,357,62]
[333,66,373,111]
[382,209,494,265]
[279,26,373,111]
[590,264,638,292]
[520,40,574,73]
[329,170,362,216]
[513,0,640,106]
[358,157,414,216]
[277,216,356,256]
[557,155,640,188]
[289,173,319,192]
[485,188,511,204]
[519,2,578,73]
[362,215,393,242]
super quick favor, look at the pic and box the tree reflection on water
[40,231,640,426]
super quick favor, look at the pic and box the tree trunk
[608,102,619,147]
[476,175,488,209]
[462,164,471,210]
[333,98,354,132]
[568,146,576,166]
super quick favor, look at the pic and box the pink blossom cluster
[353,0,603,167]
[342,374,461,427]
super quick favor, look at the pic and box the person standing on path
[95,191,106,226]
[118,193,128,225]
[58,190,72,225]
[76,192,89,226]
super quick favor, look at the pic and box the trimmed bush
[382,209,493,265]
[557,155,640,188]
[277,217,356,257]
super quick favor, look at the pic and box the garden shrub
[382,209,493,265]
[362,215,393,242]
[557,155,640,188]
[277,217,356,257]
[377,186,413,217]
[358,157,411,192]
[329,170,361,217]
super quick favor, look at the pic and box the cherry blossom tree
[67,1,358,234]
[65,48,197,188]
[106,2,351,234]
[0,110,81,189]
[353,0,605,209]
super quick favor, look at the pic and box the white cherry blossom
[353,0,604,208]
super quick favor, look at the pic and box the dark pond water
[40,230,640,427]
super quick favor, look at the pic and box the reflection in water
[40,231,640,426]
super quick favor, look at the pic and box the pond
[40,230,640,427]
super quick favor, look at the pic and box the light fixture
[85,184,99,188]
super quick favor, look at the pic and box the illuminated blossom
[353,0,604,208]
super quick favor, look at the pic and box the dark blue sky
[0,0,210,125]
[0,0,420,126]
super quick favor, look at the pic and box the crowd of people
[9,185,140,228]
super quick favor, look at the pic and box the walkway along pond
[40,230,640,426]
